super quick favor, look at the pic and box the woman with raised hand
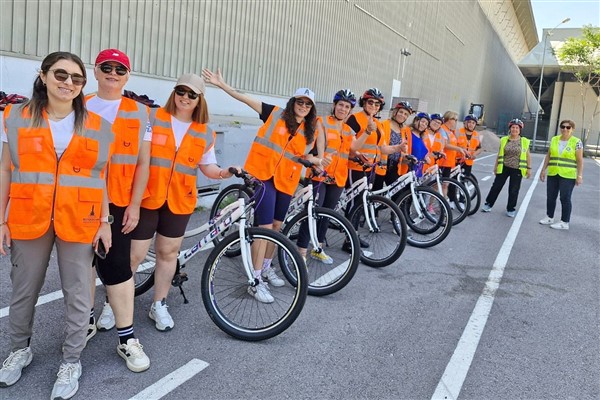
[0,51,113,400]
[202,67,320,303]
[129,73,237,330]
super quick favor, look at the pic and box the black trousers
[297,183,344,248]
[484,166,523,212]
[546,175,576,223]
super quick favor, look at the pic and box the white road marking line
[128,358,209,400]
[473,154,495,162]
[431,164,542,400]
[481,175,492,181]
[0,278,103,319]
[311,260,349,286]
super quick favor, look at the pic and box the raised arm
[202,68,262,114]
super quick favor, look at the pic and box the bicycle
[334,157,408,268]
[278,161,361,296]
[134,168,308,341]
[371,155,453,248]
[420,152,471,225]
[450,158,481,215]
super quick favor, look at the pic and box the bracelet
[577,175,583,178]
[527,167,531,169]
[0,221,6,226]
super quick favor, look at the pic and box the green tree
[555,25,600,148]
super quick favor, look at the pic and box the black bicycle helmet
[333,89,357,108]
[463,114,478,123]
[508,118,524,129]
[430,113,443,122]
[359,88,385,108]
[394,101,413,114]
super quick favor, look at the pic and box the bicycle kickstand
[172,272,189,304]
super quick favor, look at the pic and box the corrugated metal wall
[1,0,534,127]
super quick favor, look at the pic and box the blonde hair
[164,91,209,124]
[443,111,458,122]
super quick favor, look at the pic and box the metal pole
[531,32,547,152]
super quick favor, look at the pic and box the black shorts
[441,166,451,178]
[95,204,133,286]
[131,202,192,240]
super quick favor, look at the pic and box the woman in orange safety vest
[202,67,322,304]
[0,52,113,397]
[129,73,238,331]
[438,111,467,202]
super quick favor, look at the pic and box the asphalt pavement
[0,151,598,400]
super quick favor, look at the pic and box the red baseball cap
[95,49,131,71]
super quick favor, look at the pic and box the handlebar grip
[228,167,245,178]
[297,158,314,168]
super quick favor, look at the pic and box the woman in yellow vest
[130,73,237,330]
[481,118,531,217]
[539,119,583,230]
[202,68,321,304]
[0,52,113,398]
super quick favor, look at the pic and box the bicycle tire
[201,227,308,341]
[396,186,453,248]
[134,249,156,297]
[438,177,471,226]
[463,175,481,215]
[279,208,360,296]
[348,195,408,268]
[208,184,255,257]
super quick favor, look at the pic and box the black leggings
[546,175,576,222]
[484,166,523,212]
[95,204,133,286]
[296,182,344,248]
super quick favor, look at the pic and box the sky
[531,0,600,39]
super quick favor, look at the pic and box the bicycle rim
[398,188,453,248]
[201,228,307,341]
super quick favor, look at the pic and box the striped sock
[117,325,135,345]
[89,308,95,325]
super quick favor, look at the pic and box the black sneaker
[359,237,370,248]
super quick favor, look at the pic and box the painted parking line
[481,175,492,181]
[311,260,349,286]
[431,164,542,400]
[0,277,103,319]
[128,358,209,400]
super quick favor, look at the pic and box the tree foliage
[555,25,600,146]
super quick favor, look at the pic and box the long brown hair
[281,97,316,144]
[164,90,209,124]
[25,52,87,134]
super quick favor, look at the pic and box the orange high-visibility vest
[142,108,215,214]
[456,128,480,166]
[314,116,353,187]
[85,95,150,206]
[4,104,114,243]
[347,111,388,176]
[439,124,458,168]
[423,129,445,169]
[244,108,314,195]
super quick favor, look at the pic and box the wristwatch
[100,215,114,224]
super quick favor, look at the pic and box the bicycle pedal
[172,272,189,287]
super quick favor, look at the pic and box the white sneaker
[149,299,174,331]
[261,267,285,287]
[481,204,492,213]
[550,221,569,230]
[448,201,456,210]
[51,361,81,400]
[506,210,516,218]
[247,281,274,303]
[86,322,97,345]
[96,302,115,331]
[0,347,33,387]
[539,216,554,225]
[117,339,150,373]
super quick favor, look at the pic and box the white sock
[262,258,272,271]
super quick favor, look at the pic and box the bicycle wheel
[440,177,470,226]
[201,227,308,341]
[463,175,481,215]
[396,187,453,248]
[348,195,408,268]
[279,208,360,296]
[208,184,255,257]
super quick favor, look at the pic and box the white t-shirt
[86,95,152,141]
[2,111,75,157]
[170,116,216,165]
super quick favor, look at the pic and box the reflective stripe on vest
[314,116,352,187]
[547,135,579,179]
[4,104,114,242]
[439,125,457,168]
[244,108,313,195]
[496,136,530,176]
[142,107,215,214]
[456,128,480,166]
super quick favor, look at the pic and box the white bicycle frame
[284,181,322,251]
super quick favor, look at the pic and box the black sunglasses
[295,98,313,108]
[48,69,86,86]
[99,63,128,76]
[366,99,381,107]
[175,87,199,100]
[560,125,572,130]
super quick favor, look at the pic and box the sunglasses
[99,63,128,76]
[295,99,313,108]
[48,69,86,86]
[560,125,572,130]
[366,99,381,107]
[175,88,199,100]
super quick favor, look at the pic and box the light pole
[531,17,570,151]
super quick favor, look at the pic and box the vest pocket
[8,184,35,224]
[78,187,103,225]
